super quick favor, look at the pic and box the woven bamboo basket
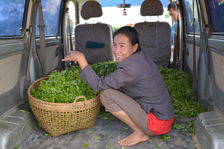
[28,77,101,136]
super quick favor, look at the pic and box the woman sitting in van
[62,26,174,147]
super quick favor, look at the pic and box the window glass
[183,0,200,33]
[36,0,61,36]
[80,0,171,28]
[67,1,77,33]
[99,0,168,7]
[0,0,25,36]
[208,0,224,32]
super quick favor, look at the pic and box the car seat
[134,0,171,67]
[74,1,113,64]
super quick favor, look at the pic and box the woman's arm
[62,51,88,69]
[62,51,138,91]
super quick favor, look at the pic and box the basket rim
[28,77,98,106]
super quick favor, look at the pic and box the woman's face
[112,33,138,62]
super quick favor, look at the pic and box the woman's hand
[62,51,83,62]
[62,51,88,69]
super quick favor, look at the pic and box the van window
[183,0,200,33]
[67,1,77,32]
[83,0,170,28]
[0,0,25,37]
[207,0,224,32]
[36,0,61,36]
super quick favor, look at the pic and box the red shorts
[148,112,174,135]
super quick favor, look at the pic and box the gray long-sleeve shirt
[80,51,174,120]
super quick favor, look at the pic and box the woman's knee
[100,89,115,104]
[100,89,122,112]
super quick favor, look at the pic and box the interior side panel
[36,37,61,74]
[183,35,200,74]
[209,48,224,113]
[45,44,61,71]
[0,55,22,94]
[0,40,24,115]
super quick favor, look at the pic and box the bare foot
[117,132,149,147]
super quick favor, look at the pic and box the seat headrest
[140,0,164,16]
[81,1,103,20]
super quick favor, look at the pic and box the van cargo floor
[19,113,200,149]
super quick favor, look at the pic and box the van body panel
[0,39,25,115]
[195,111,224,149]
[0,107,36,149]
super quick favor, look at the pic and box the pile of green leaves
[159,67,205,118]
[31,61,118,103]
[32,61,205,132]
[159,66,205,133]
[92,61,118,77]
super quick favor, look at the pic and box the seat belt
[65,7,76,67]
[37,0,47,75]
[192,0,198,100]
[67,8,74,51]
[173,21,180,68]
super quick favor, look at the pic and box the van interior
[0,0,224,149]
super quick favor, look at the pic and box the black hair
[168,2,177,11]
[113,26,141,53]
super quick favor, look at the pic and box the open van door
[0,0,78,148]
[180,0,224,148]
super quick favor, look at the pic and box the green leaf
[14,146,20,149]
[19,110,26,113]
[86,130,93,134]
[155,143,162,147]
[83,143,89,148]
[44,133,51,137]
[159,134,171,141]
[34,123,42,130]
[93,135,100,141]
[105,142,113,148]
[107,135,112,138]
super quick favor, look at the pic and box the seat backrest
[75,1,113,64]
[134,0,171,67]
